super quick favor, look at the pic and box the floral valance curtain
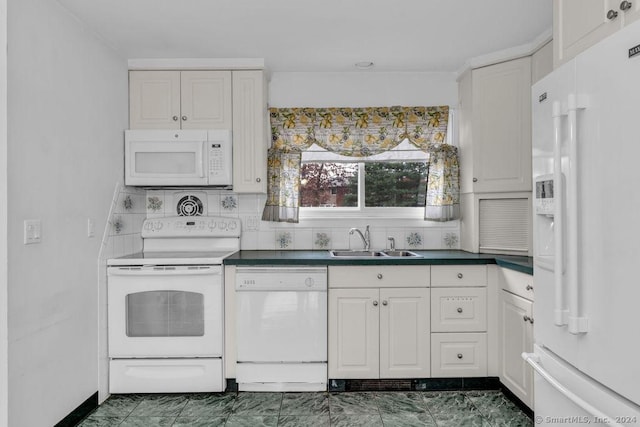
[262,106,459,223]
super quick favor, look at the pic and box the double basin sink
[329,250,420,258]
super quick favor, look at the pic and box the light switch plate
[24,219,42,244]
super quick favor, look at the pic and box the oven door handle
[108,266,221,276]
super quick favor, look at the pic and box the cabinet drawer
[329,266,430,288]
[501,268,534,301]
[431,265,487,287]
[431,288,487,332]
[431,333,487,377]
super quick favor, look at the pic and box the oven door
[107,265,222,358]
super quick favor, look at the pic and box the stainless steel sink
[329,250,420,258]
[381,250,420,257]
[329,250,387,258]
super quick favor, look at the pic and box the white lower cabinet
[499,268,534,409]
[328,265,430,379]
[328,287,430,379]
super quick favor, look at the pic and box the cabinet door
[553,0,622,66]
[380,288,430,378]
[472,57,532,193]
[500,291,534,409]
[232,70,267,193]
[129,71,180,129]
[180,71,232,130]
[328,288,379,379]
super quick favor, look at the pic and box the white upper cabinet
[459,57,532,194]
[554,0,640,67]
[129,70,232,130]
[232,70,267,193]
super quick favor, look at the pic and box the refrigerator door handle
[522,352,625,427]
[567,94,589,334]
[552,101,568,326]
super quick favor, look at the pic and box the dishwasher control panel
[235,267,327,291]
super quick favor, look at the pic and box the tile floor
[78,390,533,426]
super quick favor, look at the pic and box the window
[301,161,428,209]
[300,139,429,217]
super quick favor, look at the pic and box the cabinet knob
[373,300,379,307]
[457,353,463,359]
[377,273,383,280]
[523,315,534,324]
[620,1,633,11]
[181,115,188,121]
[526,284,534,291]
[457,307,463,313]
[382,300,388,306]
[256,178,261,183]
[457,273,463,279]
[607,9,619,19]
[472,178,478,182]
[172,115,179,121]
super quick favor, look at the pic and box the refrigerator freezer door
[528,345,640,426]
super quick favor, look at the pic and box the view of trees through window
[300,162,428,208]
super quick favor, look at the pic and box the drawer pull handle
[457,307,463,313]
[457,353,463,359]
[382,300,388,306]
[457,273,463,279]
[526,284,534,291]
[373,300,379,307]
[377,273,383,280]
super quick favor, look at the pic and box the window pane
[300,163,358,207]
[364,162,427,207]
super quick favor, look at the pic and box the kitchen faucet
[349,225,370,251]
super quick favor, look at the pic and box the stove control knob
[305,277,315,287]
[229,221,238,230]
[218,221,227,230]
[208,221,217,229]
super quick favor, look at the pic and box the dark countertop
[224,250,533,275]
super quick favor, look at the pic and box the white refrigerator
[528,20,640,426]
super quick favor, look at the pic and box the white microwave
[125,129,232,187]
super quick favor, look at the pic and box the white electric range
[107,215,240,393]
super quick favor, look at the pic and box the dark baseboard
[54,391,98,427]
[328,377,501,392]
[500,382,534,419]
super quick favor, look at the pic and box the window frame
[299,162,429,220]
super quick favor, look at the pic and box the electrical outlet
[24,219,42,245]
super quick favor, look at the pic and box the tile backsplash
[145,189,460,251]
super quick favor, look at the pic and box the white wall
[0,0,8,425]
[7,0,127,425]
[269,71,458,107]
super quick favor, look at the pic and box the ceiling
[56,0,552,73]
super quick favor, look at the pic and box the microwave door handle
[198,142,206,178]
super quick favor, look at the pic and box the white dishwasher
[235,266,327,392]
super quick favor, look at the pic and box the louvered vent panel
[479,198,530,253]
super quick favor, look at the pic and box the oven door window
[126,290,205,337]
